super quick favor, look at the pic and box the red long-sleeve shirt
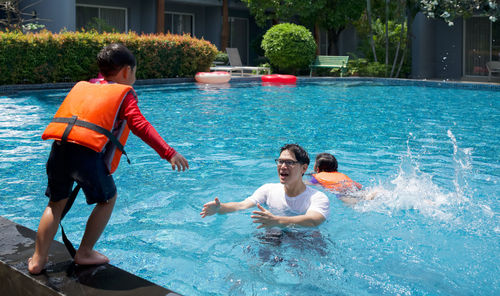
[95,79,177,160]
[119,92,177,161]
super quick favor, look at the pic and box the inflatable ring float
[89,73,104,84]
[261,74,297,84]
[195,71,231,84]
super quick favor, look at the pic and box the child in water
[309,153,372,204]
[310,153,362,191]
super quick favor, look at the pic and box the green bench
[310,55,349,77]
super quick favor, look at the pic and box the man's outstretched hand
[200,197,221,218]
[251,203,280,229]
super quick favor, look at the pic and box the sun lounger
[211,48,270,76]
[486,61,500,81]
[209,66,244,76]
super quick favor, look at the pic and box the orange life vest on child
[42,81,136,174]
[312,172,362,191]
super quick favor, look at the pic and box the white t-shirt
[245,183,330,219]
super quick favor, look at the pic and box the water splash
[354,130,474,221]
[447,129,473,203]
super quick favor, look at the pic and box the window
[493,21,500,61]
[76,5,127,33]
[464,16,500,76]
[164,12,194,36]
[229,17,249,65]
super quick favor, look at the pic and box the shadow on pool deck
[0,216,180,296]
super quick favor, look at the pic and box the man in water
[200,144,329,228]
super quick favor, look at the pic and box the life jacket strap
[61,115,78,143]
[60,184,81,258]
[51,116,130,164]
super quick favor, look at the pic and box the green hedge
[0,30,218,84]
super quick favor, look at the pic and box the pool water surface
[0,80,498,295]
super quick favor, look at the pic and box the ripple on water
[1,82,499,295]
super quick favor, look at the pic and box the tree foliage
[357,18,407,63]
[417,0,500,25]
[242,0,364,30]
[0,0,45,32]
[311,0,365,32]
[242,0,365,55]
[312,0,365,55]
[241,0,307,27]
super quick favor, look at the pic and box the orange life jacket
[312,172,362,191]
[42,81,136,174]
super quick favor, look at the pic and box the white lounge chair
[209,65,244,76]
[210,48,270,76]
[486,61,500,81]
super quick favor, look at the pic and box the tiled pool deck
[0,76,498,295]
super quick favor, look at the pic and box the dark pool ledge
[0,216,180,296]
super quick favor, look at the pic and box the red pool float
[261,74,297,84]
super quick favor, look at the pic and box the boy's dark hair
[315,153,338,172]
[280,144,310,165]
[97,43,136,77]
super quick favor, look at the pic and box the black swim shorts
[45,141,117,204]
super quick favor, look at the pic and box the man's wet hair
[280,144,310,165]
[314,153,338,172]
[97,43,136,77]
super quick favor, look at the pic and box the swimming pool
[0,79,498,295]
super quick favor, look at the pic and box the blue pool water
[0,80,499,295]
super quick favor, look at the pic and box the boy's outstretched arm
[120,94,188,171]
[200,197,255,218]
[169,153,189,171]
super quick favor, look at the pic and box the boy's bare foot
[74,249,109,266]
[28,255,48,275]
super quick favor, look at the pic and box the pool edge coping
[1,76,499,94]
[0,216,181,296]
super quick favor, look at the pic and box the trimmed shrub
[0,30,218,84]
[261,23,316,74]
[214,52,229,65]
[346,58,391,77]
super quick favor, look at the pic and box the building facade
[24,0,264,65]
[412,12,500,81]
[19,1,499,80]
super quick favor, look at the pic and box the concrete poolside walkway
[0,216,179,296]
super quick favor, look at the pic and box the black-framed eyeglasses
[275,159,300,167]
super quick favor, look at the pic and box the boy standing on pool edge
[28,43,189,274]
